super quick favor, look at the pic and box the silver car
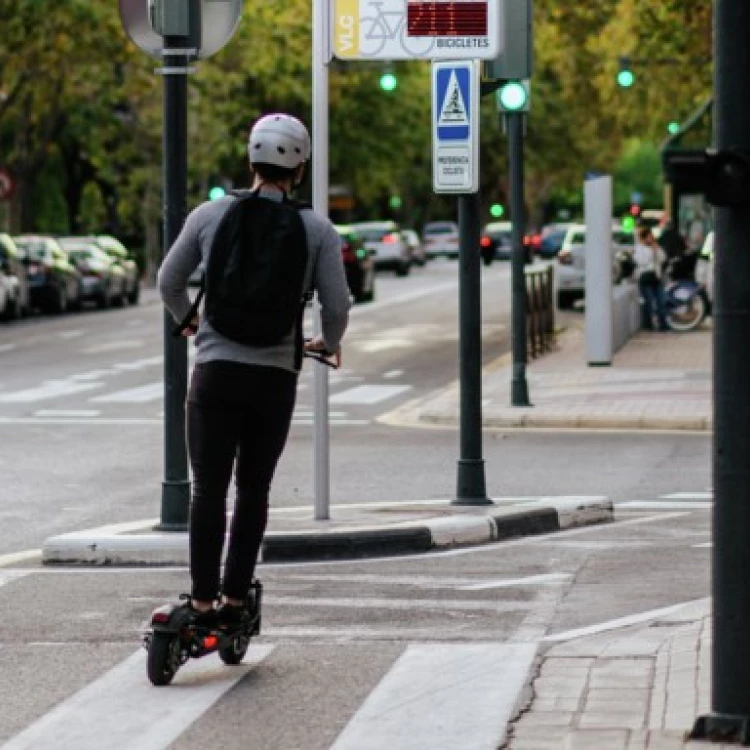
[348,221,411,276]
[422,221,459,259]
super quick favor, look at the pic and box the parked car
[335,224,375,303]
[13,235,82,314]
[697,231,714,309]
[60,239,128,309]
[480,221,513,264]
[88,235,140,304]
[0,233,30,320]
[556,224,634,309]
[401,229,426,266]
[422,221,459,259]
[348,220,411,276]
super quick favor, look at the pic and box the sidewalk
[505,598,720,750]
[383,320,712,432]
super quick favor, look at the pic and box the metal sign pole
[157,33,191,530]
[454,191,490,505]
[508,111,530,407]
[312,0,330,521]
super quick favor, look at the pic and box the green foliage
[0,0,712,245]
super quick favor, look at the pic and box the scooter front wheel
[147,632,182,686]
[219,634,250,666]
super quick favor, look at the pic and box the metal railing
[525,264,556,358]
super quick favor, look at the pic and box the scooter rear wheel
[147,632,181,686]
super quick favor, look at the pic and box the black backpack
[176,191,312,357]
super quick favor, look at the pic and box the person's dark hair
[252,162,296,183]
[638,227,653,242]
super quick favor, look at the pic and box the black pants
[187,361,297,601]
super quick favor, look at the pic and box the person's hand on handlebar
[304,335,341,369]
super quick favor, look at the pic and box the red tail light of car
[382,233,399,244]
[480,236,491,248]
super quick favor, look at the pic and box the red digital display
[407,1,488,37]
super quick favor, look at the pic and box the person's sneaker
[217,602,249,631]
[178,594,218,629]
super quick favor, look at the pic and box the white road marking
[694,542,712,548]
[293,410,349,418]
[543,598,709,642]
[0,570,30,587]
[460,573,572,590]
[264,596,531,613]
[113,355,163,371]
[0,343,17,353]
[33,410,100,418]
[619,501,712,510]
[58,330,84,339]
[71,369,117,381]
[0,417,161,426]
[0,380,103,403]
[80,340,144,354]
[660,492,713,500]
[330,643,537,750]
[91,382,163,404]
[356,339,414,353]
[330,385,411,405]
[383,370,403,379]
[1,646,275,750]
[292,419,369,426]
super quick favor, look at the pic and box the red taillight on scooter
[203,635,218,649]
[152,612,170,624]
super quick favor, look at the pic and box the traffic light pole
[691,0,750,742]
[453,191,490,505]
[507,111,530,407]
[156,35,191,531]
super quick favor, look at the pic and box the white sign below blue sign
[432,60,480,194]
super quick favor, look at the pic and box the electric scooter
[143,580,263,686]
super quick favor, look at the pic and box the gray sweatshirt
[158,186,351,374]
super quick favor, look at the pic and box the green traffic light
[389,195,402,210]
[208,186,226,200]
[617,70,635,88]
[622,216,636,231]
[490,203,505,218]
[380,73,397,92]
[498,82,528,111]
[667,121,681,135]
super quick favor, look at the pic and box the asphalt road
[0,260,712,749]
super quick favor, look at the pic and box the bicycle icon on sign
[360,0,436,58]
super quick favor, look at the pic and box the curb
[418,412,712,432]
[41,497,614,566]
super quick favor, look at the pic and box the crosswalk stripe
[1,646,275,750]
[90,382,163,404]
[0,381,103,404]
[330,385,411,405]
[660,492,712,500]
[330,644,537,750]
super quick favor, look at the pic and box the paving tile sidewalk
[384,320,713,432]
[504,599,721,749]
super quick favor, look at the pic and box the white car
[349,221,411,276]
[556,224,635,309]
[422,221,459,259]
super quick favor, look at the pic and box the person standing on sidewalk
[157,114,351,627]
[634,226,669,332]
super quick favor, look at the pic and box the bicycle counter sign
[332,0,501,60]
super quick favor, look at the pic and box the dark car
[538,226,569,259]
[81,235,140,304]
[0,233,30,320]
[336,224,375,303]
[480,221,513,264]
[60,239,128,309]
[13,235,82,314]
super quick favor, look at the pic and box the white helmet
[247,114,311,170]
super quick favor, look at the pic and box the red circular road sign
[0,168,14,201]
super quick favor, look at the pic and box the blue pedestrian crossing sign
[432,60,479,193]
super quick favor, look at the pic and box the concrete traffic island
[42,496,613,566]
